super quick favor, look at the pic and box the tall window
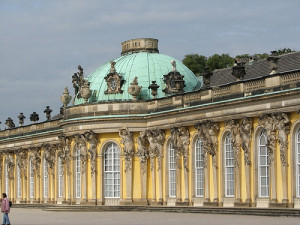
[169,143,176,197]
[104,143,120,198]
[195,138,204,197]
[258,130,269,197]
[75,147,81,198]
[296,128,300,197]
[43,158,48,198]
[30,158,34,198]
[225,133,234,197]
[17,165,21,198]
[58,157,63,198]
[5,163,9,198]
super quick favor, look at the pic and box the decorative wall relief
[30,147,42,177]
[163,60,185,94]
[240,117,252,166]
[83,130,98,175]
[58,134,72,175]
[17,149,28,179]
[42,143,57,173]
[137,131,149,174]
[146,129,165,171]
[170,127,190,171]
[119,128,135,173]
[73,133,88,174]
[4,152,15,180]
[195,121,220,168]
[105,61,124,94]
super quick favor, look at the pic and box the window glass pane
[225,134,234,197]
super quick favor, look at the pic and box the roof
[210,51,300,86]
[74,52,201,104]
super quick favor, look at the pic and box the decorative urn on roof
[18,113,26,126]
[60,87,72,107]
[128,77,142,101]
[80,80,92,103]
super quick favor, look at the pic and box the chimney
[267,51,280,75]
[232,62,246,81]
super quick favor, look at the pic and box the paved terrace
[7,205,300,225]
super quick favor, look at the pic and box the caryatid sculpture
[83,130,98,175]
[119,128,135,173]
[137,131,149,174]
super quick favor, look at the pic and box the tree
[206,54,234,71]
[182,54,207,75]
[277,48,295,55]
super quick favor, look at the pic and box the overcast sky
[0,0,299,129]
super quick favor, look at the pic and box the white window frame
[296,128,300,197]
[58,157,63,198]
[43,158,48,198]
[75,147,81,198]
[225,133,235,197]
[30,159,34,198]
[195,138,204,197]
[17,165,21,198]
[104,143,120,198]
[169,143,176,197]
[258,130,269,197]
[5,163,9,198]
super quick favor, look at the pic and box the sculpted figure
[146,129,165,171]
[58,135,72,174]
[43,143,56,172]
[275,113,290,166]
[240,117,252,165]
[83,131,98,175]
[137,131,149,173]
[17,149,28,179]
[178,127,190,170]
[226,120,242,168]
[30,147,41,177]
[4,153,15,180]
[73,133,88,173]
[119,128,135,172]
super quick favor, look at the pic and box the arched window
[195,138,204,197]
[43,158,48,198]
[75,147,81,198]
[29,158,34,198]
[104,143,120,198]
[17,165,21,198]
[5,163,9,198]
[258,130,269,197]
[169,143,176,197]
[225,133,234,197]
[296,128,300,197]
[58,157,63,198]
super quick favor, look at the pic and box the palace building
[1,38,300,208]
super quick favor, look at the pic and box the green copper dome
[74,40,201,105]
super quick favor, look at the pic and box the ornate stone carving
[17,149,28,179]
[119,128,135,173]
[240,117,252,166]
[274,113,290,166]
[80,80,92,103]
[258,114,278,165]
[73,133,88,174]
[195,121,220,167]
[44,106,52,121]
[5,117,15,128]
[146,129,165,171]
[128,77,142,101]
[105,61,124,94]
[58,134,72,175]
[137,131,149,174]
[170,127,190,170]
[42,143,57,173]
[163,60,185,94]
[226,119,242,168]
[148,81,160,98]
[60,87,72,107]
[83,130,98,175]
[29,147,42,177]
[4,152,15,180]
[72,65,85,100]
[18,113,26,126]
[30,112,39,123]
[267,51,280,75]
